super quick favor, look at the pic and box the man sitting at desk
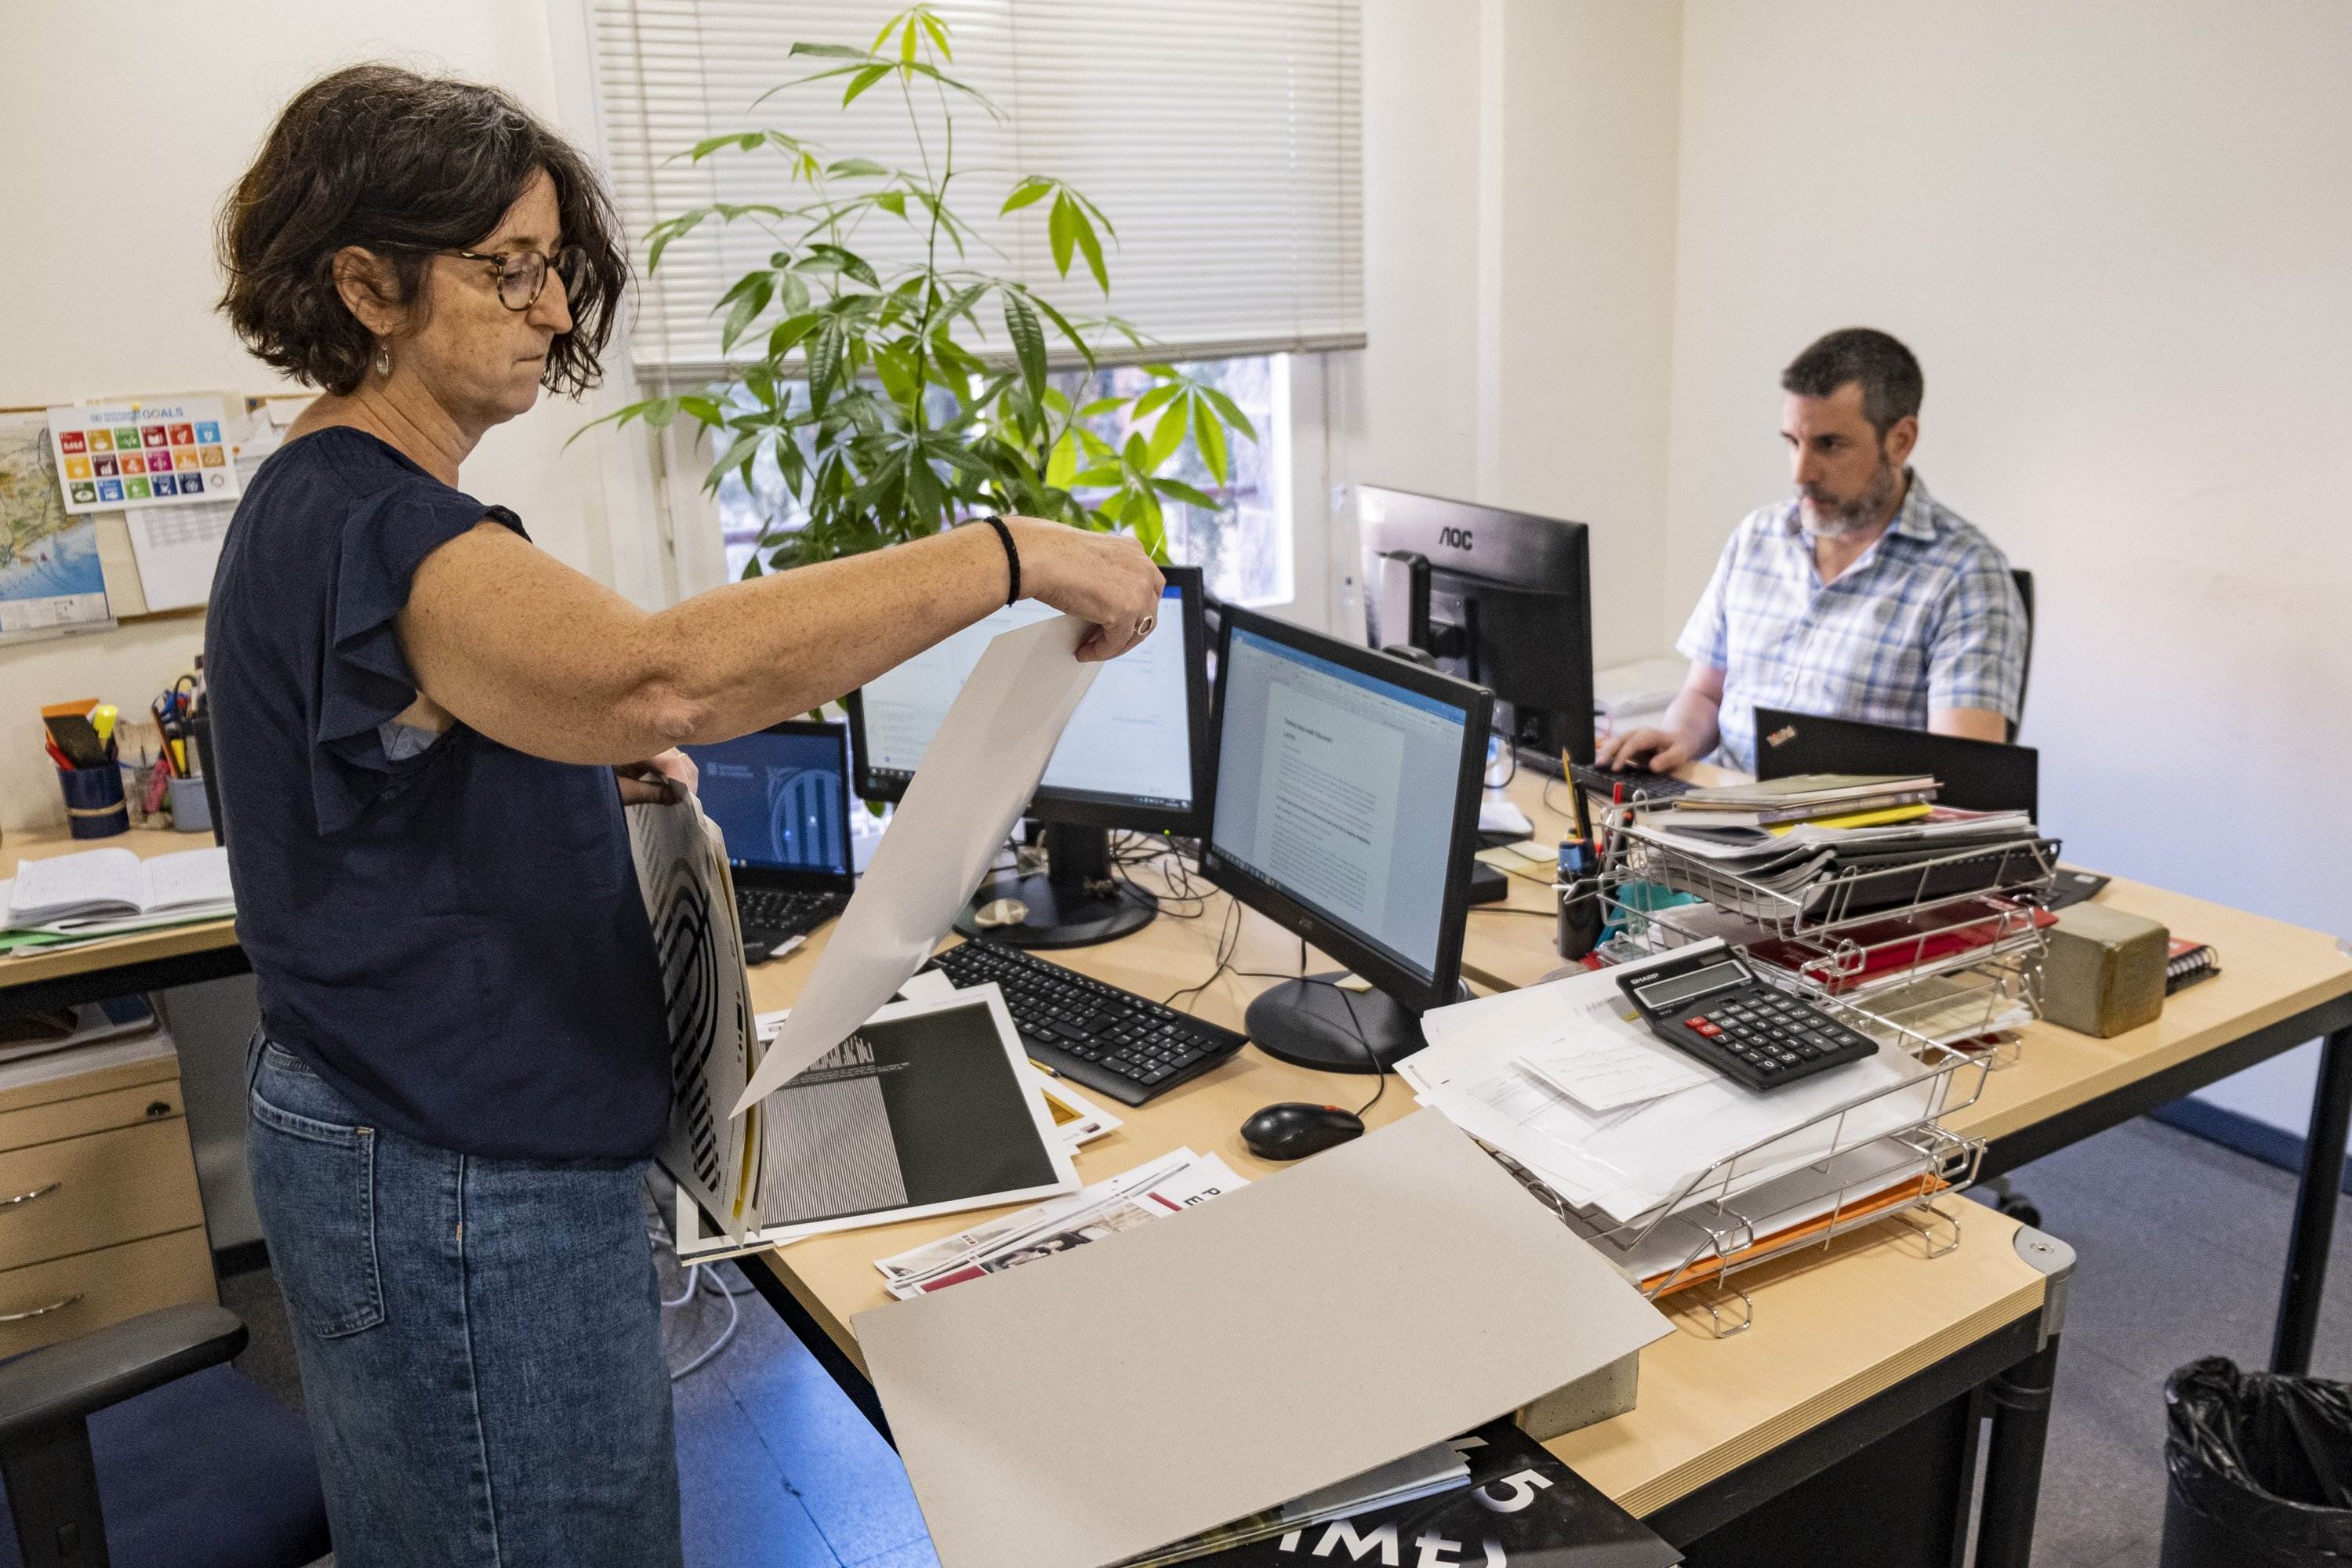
[1599,327,2027,775]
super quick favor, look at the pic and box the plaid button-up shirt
[1676,472,2027,774]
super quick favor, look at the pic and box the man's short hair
[1782,328,1923,440]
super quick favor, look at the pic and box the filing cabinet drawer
[0,1116,206,1272]
[0,1225,217,1359]
[0,1078,185,1155]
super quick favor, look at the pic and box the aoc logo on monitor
[1438,526,1475,550]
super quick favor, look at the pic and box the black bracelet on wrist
[979,514,1019,606]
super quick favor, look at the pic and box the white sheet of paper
[1514,996,1716,1113]
[733,615,1102,1114]
[1478,795,1532,837]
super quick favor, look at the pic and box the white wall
[1664,0,2352,1134]
[1356,0,1683,670]
[0,0,663,834]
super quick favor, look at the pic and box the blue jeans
[247,1039,683,1567]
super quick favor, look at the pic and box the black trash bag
[2162,1356,2352,1566]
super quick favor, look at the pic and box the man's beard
[1802,457,1902,538]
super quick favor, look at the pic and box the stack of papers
[2,846,234,946]
[1396,946,1955,1232]
[874,1146,1247,1298]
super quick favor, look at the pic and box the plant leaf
[1046,430,1078,489]
[843,64,892,106]
[1001,292,1047,423]
[1131,383,1181,419]
[1047,193,1077,278]
[874,190,906,217]
[826,157,888,178]
[1146,398,1189,470]
[1151,476,1221,510]
[919,9,952,57]
[1200,385,1258,442]
[1068,204,1109,293]
[1194,400,1229,486]
[791,42,879,60]
[716,274,773,351]
[1000,176,1054,215]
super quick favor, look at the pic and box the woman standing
[209,65,1160,1566]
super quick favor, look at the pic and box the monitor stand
[1246,976,1450,1075]
[954,824,1158,949]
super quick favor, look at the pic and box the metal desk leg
[2274,1026,2352,1376]
[1976,1334,2061,1568]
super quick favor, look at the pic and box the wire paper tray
[1468,1018,1990,1334]
[1616,826,2062,933]
[1490,1124,1984,1338]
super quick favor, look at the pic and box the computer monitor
[1199,606,1492,1073]
[1358,486,1597,769]
[847,565,1209,948]
[683,720,856,888]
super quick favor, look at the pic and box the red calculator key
[1683,1017,1720,1037]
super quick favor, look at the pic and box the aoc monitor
[1359,485,1596,771]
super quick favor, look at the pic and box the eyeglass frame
[443,245,586,313]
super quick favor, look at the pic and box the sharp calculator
[1615,950,1879,1091]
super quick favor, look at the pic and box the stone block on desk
[2042,905,2169,1038]
[1515,1345,1642,1440]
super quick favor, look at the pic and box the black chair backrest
[2009,568,2036,742]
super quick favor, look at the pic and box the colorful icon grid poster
[45,396,244,514]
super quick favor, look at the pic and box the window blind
[588,0,1363,376]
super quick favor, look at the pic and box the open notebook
[2,846,234,935]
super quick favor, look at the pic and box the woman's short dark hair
[218,64,629,397]
[1782,328,1923,439]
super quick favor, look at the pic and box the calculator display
[1632,960,1750,1013]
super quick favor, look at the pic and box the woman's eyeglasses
[445,245,586,312]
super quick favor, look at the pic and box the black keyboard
[927,940,1248,1107]
[1572,763,1697,803]
[735,887,849,943]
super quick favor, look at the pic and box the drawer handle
[0,1292,82,1323]
[0,1181,60,1210]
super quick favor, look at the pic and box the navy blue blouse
[205,427,670,1160]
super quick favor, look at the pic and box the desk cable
[644,1181,758,1382]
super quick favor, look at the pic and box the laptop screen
[684,724,852,877]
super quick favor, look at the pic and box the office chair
[2008,568,2036,742]
[0,1305,330,1568]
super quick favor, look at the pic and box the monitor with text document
[1200,605,1492,1073]
[847,565,1210,948]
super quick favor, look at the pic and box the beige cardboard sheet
[855,1109,1671,1568]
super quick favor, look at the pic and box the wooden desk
[0,828,246,1015]
[739,877,2068,1563]
[1475,768,2352,1374]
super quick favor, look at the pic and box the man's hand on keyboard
[1593,727,1692,772]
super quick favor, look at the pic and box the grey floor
[217,1112,2352,1566]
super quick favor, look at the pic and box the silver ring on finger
[1136,615,1156,639]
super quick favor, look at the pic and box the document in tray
[1512,994,1715,1113]
[1403,948,1950,1229]
[733,615,1102,1114]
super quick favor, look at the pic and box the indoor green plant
[584,5,1255,573]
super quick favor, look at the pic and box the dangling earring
[375,344,392,378]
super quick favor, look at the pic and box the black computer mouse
[1241,1102,1366,1162]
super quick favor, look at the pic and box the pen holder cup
[1556,878,1605,960]
[59,764,129,839]
[166,775,213,836]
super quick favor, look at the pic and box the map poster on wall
[0,410,112,644]
[45,394,242,515]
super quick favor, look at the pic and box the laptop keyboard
[927,939,1248,1107]
[735,887,848,942]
